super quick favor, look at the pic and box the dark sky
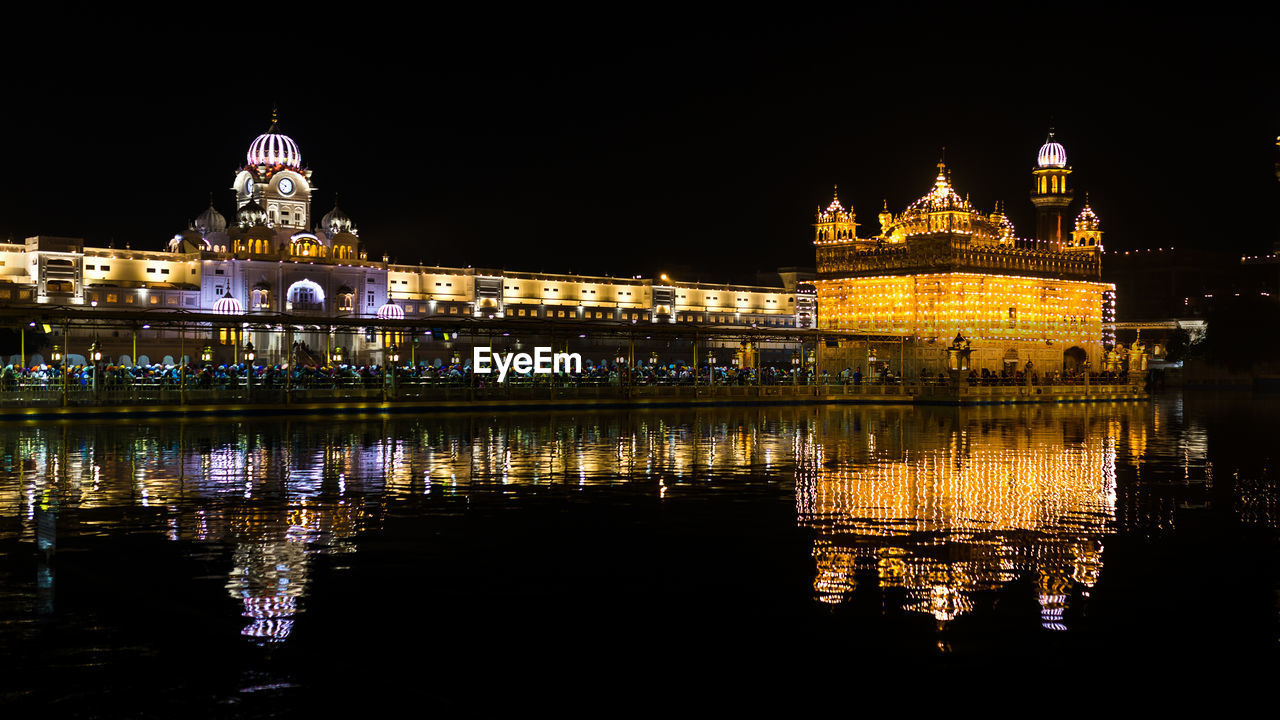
[2,11,1277,282]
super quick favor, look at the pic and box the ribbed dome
[377,299,405,320]
[238,198,267,227]
[322,203,353,235]
[193,203,227,235]
[1037,131,1067,168]
[212,296,244,315]
[247,109,301,168]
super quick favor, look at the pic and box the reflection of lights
[0,404,1189,648]
[797,408,1133,625]
[242,595,298,619]
[1039,594,1068,631]
[928,585,972,622]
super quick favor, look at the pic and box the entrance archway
[286,279,326,311]
[1063,346,1087,374]
[1002,348,1018,374]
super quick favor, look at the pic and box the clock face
[244,178,255,196]
[278,177,295,195]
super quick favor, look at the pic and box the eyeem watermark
[473,346,583,382]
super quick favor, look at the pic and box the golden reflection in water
[795,405,1146,631]
[0,403,1187,644]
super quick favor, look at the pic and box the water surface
[1,395,1277,712]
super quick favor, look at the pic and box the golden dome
[883,162,1012,245]
[1075,200,1100,231]
[903,162,973,215]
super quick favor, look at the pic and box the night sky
[2,12,1276,282]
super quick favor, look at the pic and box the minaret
[1030,128,1074,243]
[813,186,858,243]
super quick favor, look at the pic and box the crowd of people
[0,360,828,391]
[0,359,1136,393]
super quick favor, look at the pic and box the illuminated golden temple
[814,133,1116,377]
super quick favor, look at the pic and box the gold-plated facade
[814,159,1114,375]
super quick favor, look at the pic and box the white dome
[193,203,227,235]
[248,132,301,168]
[322,203,353,235]
[247,111,301,168]
[377,300,404,320]
[1037,132,1067,168]
[237,198,267,227]
[212,296,244,315]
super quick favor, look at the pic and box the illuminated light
[285,278,326,304]
[376,299,405,320]
[1038,131,1067,167]
[247,121,302,168]
[212,296,245,314]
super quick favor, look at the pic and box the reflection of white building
[228,540,308,642]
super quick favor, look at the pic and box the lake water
[1,394,1277,713]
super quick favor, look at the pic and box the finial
[1085,190,1091,204]
[882,198,888,211]
[270,103,279,130]
[208,191,213,207]
[1046,118,1056,142]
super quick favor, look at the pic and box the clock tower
[232,108,314,231]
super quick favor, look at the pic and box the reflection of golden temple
[797,407,1121,628]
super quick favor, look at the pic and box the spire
[1074,192,1101,233]
[824,185,846,213]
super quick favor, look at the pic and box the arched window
[286,279,326,311]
